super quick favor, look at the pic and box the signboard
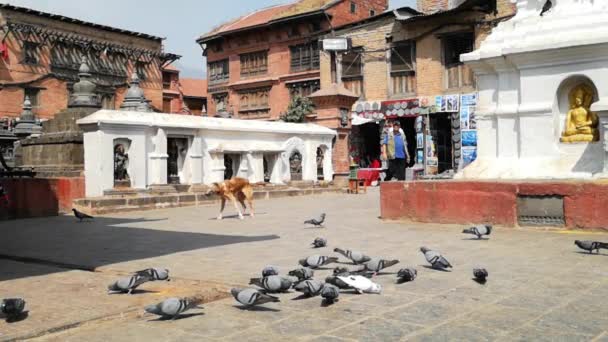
[322,38,351,51]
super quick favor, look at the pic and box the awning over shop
[351,113,375,126]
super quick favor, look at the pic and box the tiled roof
[0,3,163,41]
[180,78,207,98]
[198,0,339,41]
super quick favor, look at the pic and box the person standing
[382,121,410,181]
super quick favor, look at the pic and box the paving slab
[0,189,606,341]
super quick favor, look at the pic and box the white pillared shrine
[457,0,608,179]
[77,110,336,197]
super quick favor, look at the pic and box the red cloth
[357,169,380,187]
[370,159,381,169]
[0,41,8,61]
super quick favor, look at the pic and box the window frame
[442,32,475,68]
[24,87,41,108]
[212,92,229,112]
[350,1,357,14]
[341,47,363,79]
[370,9,376,16]
[289,42,320,72]
[441,31,476,89]
[208,59,230,85]
[238,87,270,112]
[239,50,268,78]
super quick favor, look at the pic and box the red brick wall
[380,181,608,230]
[327,0,389,27]
[1,177,84,219]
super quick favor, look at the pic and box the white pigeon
[337,275,382,294]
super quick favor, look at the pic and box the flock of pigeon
[2,210,608,322]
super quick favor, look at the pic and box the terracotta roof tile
[199,0,339,41]
[180,78,207,98]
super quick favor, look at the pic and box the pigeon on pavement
[334,248,372,264]
[397,268,417,282]
[1,298,26,320]
[473,268,488,283]
[72,208,93,222]
[575,240,608,254]
[420,247,452,270]
[231,288,280,307]
[299,255,338,269]
[288,267,314,282]
[362,258,400,274]
[135,268,170,281]
[108,274,151,294]
[304,213,326,227]
[337,275,382,294]
[321,284,340,304]
[144,296,203,319]
[312,237,327,248]
[294,279,325,297]
[262,265,280,277]
[462,225,492,239]
[249,276,293,293]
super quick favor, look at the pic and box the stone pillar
[149,128,168,185]
[269,153,284,184]
[591,103,608,177]
[189,135,204,184]
[247,152,264,183]
[308,84,359,185]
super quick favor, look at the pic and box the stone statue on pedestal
[113,144,129,181]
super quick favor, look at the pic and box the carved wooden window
[23,41,39,65]
[391,42,416,95]
[341,48,364,98]
[240,51,268,77]
[239,88,270,111]
[350,1,357,13]
[443,32,475,89]
[290,42,320,72]
[212,93,228,112]
[288,80,320,100]
[208,59,229,85]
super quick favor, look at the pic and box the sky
[3,0,417,78]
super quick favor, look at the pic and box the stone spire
[13,96,42,138]
[120,72,153,112]
[69,58,101,108]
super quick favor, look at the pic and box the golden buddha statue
[560,84,599,143]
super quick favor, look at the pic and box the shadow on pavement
[0,215,280,281]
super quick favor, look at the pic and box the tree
[280,96,314,123]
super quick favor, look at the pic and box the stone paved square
[1,190,607,341]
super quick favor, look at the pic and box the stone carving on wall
[290,151,303,181]
[113,141,130,183]
[561,84,599,143]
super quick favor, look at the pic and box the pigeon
[420,247,452,270]
[337,275,382,294]
[262,265,280,277]
[473,268,488,283]
[144,296,203,319]
[540,0,552,16]
[288,267,314,282]
[575,240,608,254]
[294,279,325,297]
[397,268,417,282]
[462,224,492,239]
[299,255,338,269]
[362,258,400,274]
[108,274,151,294]
[312,237,327,248]
[321,284,340,304]
[304,213,326,227]
[231,288,280,307]
[1,298,26,320]
[334,248,372,264]
[325,275,351,289]
[72,208,93,222]
[249,276,293,293]
[135,268,170,281]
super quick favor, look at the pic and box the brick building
[161,65,208,115]
[0,4,179,120]
[318,0,516,178]
[197,0,388,120]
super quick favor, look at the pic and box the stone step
[74,187,346,215]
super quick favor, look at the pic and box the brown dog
[212,177,255,220]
